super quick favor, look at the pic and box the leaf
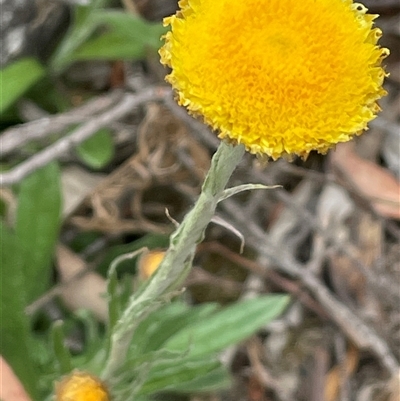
[106,248,151,335]
[111,348,187,400]
[72,11,165,61]
[139,302,219,354]
[26,76,72,114]
[331,142,400,219]
[72,32,146,60]
[170,365,232,393]
[164,295,290,358]
[138,357,222,395]
[91,11,165,49]
[51,321,73,375]
[75,128,114,169]
[219,184,280,203]
[0,58,45,113]
[15,162,62,303]
[50,0,108,72]
[107,260,121,334]
[73,310,104,365]
[0,222,39,398]
[210,215,245,253]
[129,301,189,356]
[97,233,169,275]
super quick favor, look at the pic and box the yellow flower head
[160,0,389,159]
[138,250,166,279]
[55,371,110,401]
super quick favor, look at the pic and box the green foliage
[0,58,45,113]
[50,0,109,72]
[171,366,232,393]
[0,223,39,398]
[97,233,170,275]
[15,163,62,302]
[51,321,73,374]
[37,282,288,400]
[50,1,165,72]
[0,164,62,399]
[137,356,223,395]
[164,295,289,358]
[137,296,288,394]
[72,11,166,61]
[103,284,289,399]
[76,128,115,169]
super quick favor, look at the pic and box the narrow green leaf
[141,303,219,354]
[139,357,221,395]
[165,295,290,358]
[91,11,165,49]
[15,162,62,302]
[171,365,232,393]
[107,247,150,333]
[219,184,281,203]
[75,128,114,169]
[72,32,145,60]
[97,233,169,276]
[0,222,39,398]
[107,262,121,334]
[72,11,165,61]
[112,348,184,401]
[121,348,185,382]
[73,310,104,364]
[129,301,189,356]
[0,58,45,113]
[51,321,72,374]
[50,0,107,72]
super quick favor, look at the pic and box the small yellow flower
[160,0,389,159]
[55,371,110,401]
[138,250,166,279]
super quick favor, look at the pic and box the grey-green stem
[102,141,245,380]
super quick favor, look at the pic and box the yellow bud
[138,250,166,279]
[55,371,110,401]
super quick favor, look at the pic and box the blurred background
[1,1,399,400]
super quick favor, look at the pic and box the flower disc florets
[55,371,110,401]
[160,0,389,159]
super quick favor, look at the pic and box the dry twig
[0,88,170,185]
[1,91,124,156]
[221,199,399,375]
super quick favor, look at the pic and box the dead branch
[1,91,124,156]
[221,199,400,375]
[0,88,170,185]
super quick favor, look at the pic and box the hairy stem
[102,141,245,380]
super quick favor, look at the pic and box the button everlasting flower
[55,371,110,401]
[160,0,389,159]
